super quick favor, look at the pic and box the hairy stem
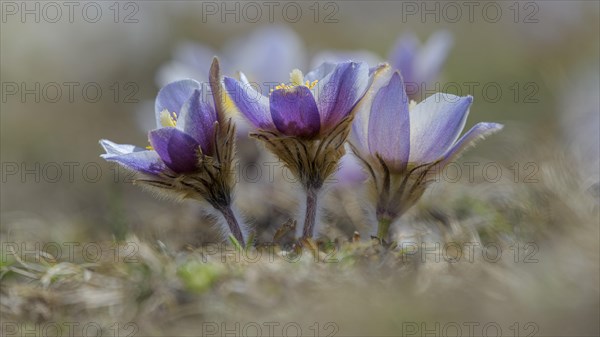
[302,188,319,239]
[218,205,245,246]
[377,216,392,241]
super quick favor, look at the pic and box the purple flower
[351,65,503,240]
[224,61,371,239]
[100,59,247,245]
[101,79,216,175]
[223,61,370,139]
[354,65,502,169]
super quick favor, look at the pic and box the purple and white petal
[239,72,269,98]
[439,122,504,166]
[408,94,472,164]
[270,86,320,138]
[414,30,453,87]
[176,89,217,154]
[388,32,419,85]
[367,72,410,171]
[100,140,165,175]
[313,61,370,130]
[155,79,201,128]
[148,127,200,173]
[351,64,393,151]
[223,75,274,131]
[304,62,337,83]
[100,139,143,156]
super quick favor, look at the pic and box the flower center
[147,110,178,150]
[160,109,178,127]
[271,69,318,92]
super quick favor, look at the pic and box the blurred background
[1,1,599,335]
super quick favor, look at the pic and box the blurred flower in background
[560,63,600,194]
[312,30,453,100]
[156,25,307,89]
[388,31,453,100]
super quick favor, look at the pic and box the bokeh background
[1,1,599,336]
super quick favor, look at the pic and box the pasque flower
[351,64,503,240]
[100,59,247,245]
[224,61,370,239]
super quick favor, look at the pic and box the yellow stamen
[147,110,178,149]
[159,109,177,127]
[290,69,304,86]
[272,69,319,92]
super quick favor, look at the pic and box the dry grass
[1,140,599,337]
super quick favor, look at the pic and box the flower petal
[148,127,200,173]
[351,64,393,152]
[440,122,504,165]
[270,86,320,138]
[100,139,165,175]
[304,62,337,83]
[409,94,472,163]
[313,61,370,129]
[414,30,453,87]
[155,79,201,128]
[388,32,419,85]
[176,89,217,154]
[223,75,274,131]
[100,139,143,156]
[367,72,410,171]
